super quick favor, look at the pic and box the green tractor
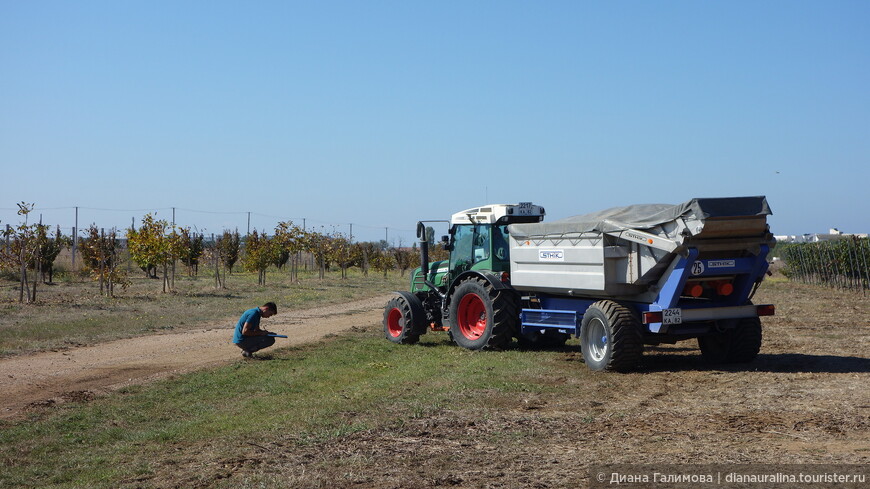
[384,197,777,372]
[383,203,547,350]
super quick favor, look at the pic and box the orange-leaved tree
[0,202,42,302]
[242,230,274,285]
[78,225,129,297]
[127,214,185,293]
[273,221,306,282]
[216,230,241,275]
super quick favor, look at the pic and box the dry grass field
[205,279,869,489]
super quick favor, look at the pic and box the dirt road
[0,295,391,419]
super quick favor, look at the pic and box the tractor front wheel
[383,294,424,345]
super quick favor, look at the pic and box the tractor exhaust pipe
[417,221,429,279]
[417,221,445,297]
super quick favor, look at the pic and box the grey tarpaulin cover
[509,196,771,237]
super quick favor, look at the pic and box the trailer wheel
[580,301,643,372]
[383,295,424,345]
[697,330,730,364]
[699,317,762,364]
[730,317,762,362]
[448,277,518,350]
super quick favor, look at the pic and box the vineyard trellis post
[29,216,42,303]
[99,228,105,295]
[72,207,78,271]
[859,236,869,296]
[71,226,77,272]
[110,228,115,296]
[793,246,810,283]
[127,218,133,276]
[802,244,815,285]
[803,244,815,285]
[823,244,834,288]
[808,244,816,284]
[833,244,846,290]
[847,239,858,291]
[829,242,838,288]
[212,233,223,289]
[171,209,176,291]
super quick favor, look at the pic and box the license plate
[663,308,682,325]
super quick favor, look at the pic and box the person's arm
[241,321,269,336]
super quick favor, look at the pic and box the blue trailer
[384,197,775,372]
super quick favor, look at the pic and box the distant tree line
[1,205,442,302]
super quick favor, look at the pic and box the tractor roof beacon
[383,197,775,373]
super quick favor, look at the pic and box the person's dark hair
[263,302,278,314]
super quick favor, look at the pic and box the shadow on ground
[640,351,870,374]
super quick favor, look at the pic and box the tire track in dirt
[0,295,392,419]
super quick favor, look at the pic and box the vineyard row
[779,238,870,295]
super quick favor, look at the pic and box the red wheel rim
[458,293,487,340]
[387,307,404,338]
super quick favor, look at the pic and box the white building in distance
[775,228,869,243]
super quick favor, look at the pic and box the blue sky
[2,1,868,243]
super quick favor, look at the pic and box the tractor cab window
[450,224,490,272]
[493,225,509,261]
[472,225,490,262]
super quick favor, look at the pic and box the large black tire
[698,317,762,364]
[383,294,425,345]
[579,301,644,372]
[448,277,518,350]
[730,317,763,362]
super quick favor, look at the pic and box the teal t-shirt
[233,307,261,344]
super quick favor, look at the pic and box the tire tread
[585,300,644,372]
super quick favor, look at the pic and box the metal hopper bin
[508,196,775,370]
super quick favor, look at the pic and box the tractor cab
[391,202,544,347]
[410,203,545,294]
[446,203,545,281]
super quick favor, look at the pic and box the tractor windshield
[449,223,511,274]
[450,224,489,272]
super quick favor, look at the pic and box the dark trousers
[235,335,276,353]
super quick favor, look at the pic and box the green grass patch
[0,326,570,488]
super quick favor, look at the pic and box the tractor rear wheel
[579,301,643,372]
[448,277,518,350]
[383,294,424,345]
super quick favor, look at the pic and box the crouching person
[233,302,278,357]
